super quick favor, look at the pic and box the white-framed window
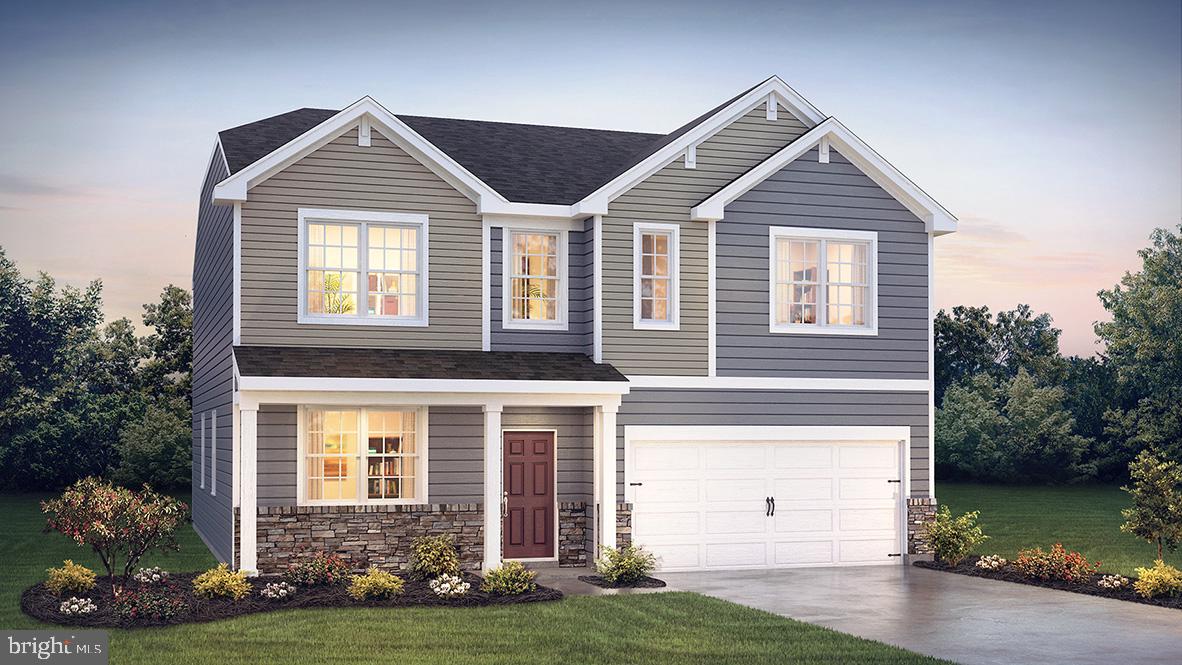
[502,229,567,330]
[199,412,206,490]
[768,226,878,335]
[210,409,217,496]
[298,406,428,505]
[633,222,680,330]
[297,208,429,327]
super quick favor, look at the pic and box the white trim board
[690,118,957,236]
[625,376,928,392]
[237,376,630,395]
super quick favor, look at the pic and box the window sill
[633,320,681,331]
[297,498,427,508]
[769,325,879,337]
[297,314,429,327]
[502,320,569,332]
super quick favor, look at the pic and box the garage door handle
[629,482,643,486]
[765,497,771,516]
[770,496,775,516]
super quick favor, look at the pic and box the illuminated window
[770,227,877,334]
[303,407,425,504]
[505,230,565,328]
[633,223,679,329]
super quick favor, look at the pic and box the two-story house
[191,76,956,575]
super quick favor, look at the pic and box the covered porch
[230,346,629,574]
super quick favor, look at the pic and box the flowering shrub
[480,561,536,595]
[429,574,471,598]
[1013,544,1100,583]
[114,585,187,622]
[261,581,297,601]
[596,544,657,585]
[42,477,187,590]
[409,534,461,580]
[1097,574,1130,590]
[974,554,1007,571]
[284,551,350,586]
[925,507,988,566]
[46,560,97,595]
[133,566,169,585]
[192,564,252,600]
[347,568,404,600]
[1132,560,1182,599]
[59,597,97,616]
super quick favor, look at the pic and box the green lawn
[1,493,946,665]
[938,482,1181,576]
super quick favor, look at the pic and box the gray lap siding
[717,147,930,379]
[616,388,931,498]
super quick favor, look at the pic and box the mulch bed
[914,557,1182,610]
[22,572,563,629]
[578,575,666,589]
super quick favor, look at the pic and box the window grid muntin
[509,231,560,322]
[639,231,673,322]
[773,235,872,329]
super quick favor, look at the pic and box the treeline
[0,247,193,490]
[935,225,1182,484]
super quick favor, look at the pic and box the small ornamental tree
[42,477,188,592]
[1121,449,1182,560]
[925,506,988,566]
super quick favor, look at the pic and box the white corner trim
[625,375,929,392]
[199,411,206,490]
[481,221,491,351]
[210,409,217,497]
[927,233,936,496]
[707,219,717,377]
[632,222,680,331]
[358,115,371,147]
[768,225,879,336]
[690,117,957,235]
[684,144,697,169]
[592,215,604,363]
[238,376,632,395]
[501,227,569,331]
[766,93,778,121]
[295,207,430,327]
[232,202,241,345]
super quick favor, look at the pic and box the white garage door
[629,439,903,571]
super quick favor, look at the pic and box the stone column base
[906,497,938,560]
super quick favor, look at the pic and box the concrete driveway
[659,566,1182,665]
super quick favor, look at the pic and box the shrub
[46,560,97,595]
[260,581,297,601]
[284,551,350,586]
[132,566,169,585]
[974,554,1007,571]
[429,573,471,598]
[596,544,657,585]
[1120,449,1182,560]
[59,597,97,616]
[347,568,404,600]
[192,564,251,601]
[480,561,537,595]
[409,534,461,579]
[1097,574,1130,590]
[113,403,192,491]
[1132,560,1182,599]
[925,506,988,566]
[114,585,187,622]
[1013,543,1100,583]
[42,477,187,590]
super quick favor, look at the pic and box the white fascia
[691,118,958,236]
[236,376,631,395]
[572,76,826,216]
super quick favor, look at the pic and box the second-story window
[633,223,680,330]
[769,226,877,335]
[504,229,566,329]
[298,209,428,326]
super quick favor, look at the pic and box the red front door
[502,431,555,559]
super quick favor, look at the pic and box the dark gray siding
[191,144,235,563]
[717,147,929,379]
[617,388,931,498]
[489,222,593,353]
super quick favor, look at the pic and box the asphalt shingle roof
[217,109,663,205]
[234,346,628,383]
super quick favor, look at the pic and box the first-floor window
[303,407,424,504]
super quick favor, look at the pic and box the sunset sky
[1,0,1178,356]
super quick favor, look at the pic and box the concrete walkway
[659,566,1182,665]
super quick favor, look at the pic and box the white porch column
[482,403,503,572]
[238,403,258,573]
[598,404,618,550]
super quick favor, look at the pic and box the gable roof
[219,110,662,205]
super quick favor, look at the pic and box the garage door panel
[634,479,698,503]
[774,509,834,533]
[772,477,832,500]
[839,445,896,469]
[838,477,896,500]
[704,445,766,470]
[706,509,766,535]
[839,508,897,531]
[634,511,699,537]
[839,538,897,563]
[774,540,834,565]
[706,541,767,568]
[650,544,701,570]
[705,477,765,502]
[634,445,699,471]
[773,445,832,469]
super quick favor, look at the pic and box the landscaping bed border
[578,575,666,589]
[21,572,563,629]
[914,557,1181,610]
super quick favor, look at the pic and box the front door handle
[501,491,508,516]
